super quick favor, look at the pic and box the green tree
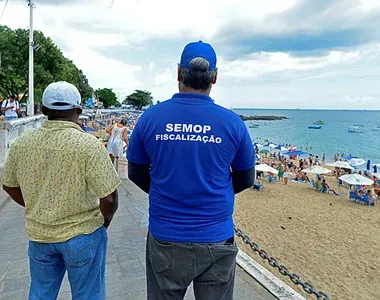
[123,90,153,110]
[95,88,118,108]
[0,25,93,103]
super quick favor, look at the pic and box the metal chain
[235,227,330,300]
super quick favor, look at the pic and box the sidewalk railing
[0,115,46,168]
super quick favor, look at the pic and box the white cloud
[154,69,174,87]
[1,0,380,108]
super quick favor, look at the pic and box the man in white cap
[2,81,120,299]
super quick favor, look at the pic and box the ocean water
[233,109,380,163]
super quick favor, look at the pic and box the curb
[236,249,305,300]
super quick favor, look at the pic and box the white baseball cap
[42,81,82,110]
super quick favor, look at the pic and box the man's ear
[177,66,182,82]
[212,70,218,85]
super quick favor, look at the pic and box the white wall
[0,115,47,168]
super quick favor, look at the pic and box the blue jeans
[28,226,108,300]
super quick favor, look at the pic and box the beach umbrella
[344,155,358,160]
[269,143,277,149]
[339,174,374,186]
[274,145,288,151]
[349,158,366,166]
[282,151,309,156]
[303,166,331,174]
[374,165,378,173]
[326,161,355,170]
[259,149,269,154]
[372,173,380,178]
[83,126,97,133]
[255,164,279,175]
[367,160,371,171]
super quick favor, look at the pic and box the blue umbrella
[344,155,358,160]
[283,151,309,156]
[83,126,97,133]
[367,160,371,171]
[274,144,283,150]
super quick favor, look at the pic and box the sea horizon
[232,108,380,112]
[233,108,380,164]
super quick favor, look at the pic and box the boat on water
[308,125,322,129]
[313,120,325,125]
[249,122,260,128]
[348,125,364,133]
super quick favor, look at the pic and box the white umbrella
[79,115,90,120]
[279,146,288,151]
[371,173,380,178]
[255,143,263,148]
[303,166,332,174]
[269,143,277,149]
[349,158,366,166]
[339,174,374,186]
[326,161,355,170]
[255,164,279,175]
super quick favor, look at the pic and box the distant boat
[348,125,364,133]
[308,125,322,129]
[249,122,260,128]
[313,120,325,125]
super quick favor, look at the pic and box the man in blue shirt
[127,41,254,300]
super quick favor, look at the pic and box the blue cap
[179,41,217,70]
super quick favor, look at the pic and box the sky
[1,0,380,109]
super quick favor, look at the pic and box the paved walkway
[0,179,276,299]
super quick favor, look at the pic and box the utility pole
[27,0,35,116]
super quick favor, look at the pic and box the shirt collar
[42,120,84,132]
[171,92,214,104]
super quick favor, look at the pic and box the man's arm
[100,190,118,228]
[2,185,25,207]
[232,167,255,194]
[128,162,150,194]
[231,123,255,194]
[85,139,121,229]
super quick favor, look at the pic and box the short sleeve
[127,118,150,165]
[2,145,20,187]
[86,140,121,198]
[231,125,255,171]
[1,101,5,108]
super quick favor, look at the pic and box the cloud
[2,0,380,109]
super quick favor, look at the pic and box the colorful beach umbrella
[259,149,269,154]
[282,151,309,156]
[339,174,374,186]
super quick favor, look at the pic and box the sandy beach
[234,177,380,300]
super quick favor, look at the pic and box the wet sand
[234,177,380,300]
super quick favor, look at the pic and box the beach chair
[349,191,357,200]
[311,180,317,189]
[360,195,370,205]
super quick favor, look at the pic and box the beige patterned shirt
[2,121,121,243]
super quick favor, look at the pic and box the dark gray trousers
[146,231,238,300]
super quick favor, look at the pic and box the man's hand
[104,218,112,229]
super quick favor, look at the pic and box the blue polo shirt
[127,93,254,242]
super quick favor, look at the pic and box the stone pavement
[0,179,276,300]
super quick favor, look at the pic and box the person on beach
[106,118,129,171]
[278,163,284,181]
[1,81,120,299]
[127,41,255,300]
[283,166,289,185]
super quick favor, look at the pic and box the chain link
[235,227,330,300]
